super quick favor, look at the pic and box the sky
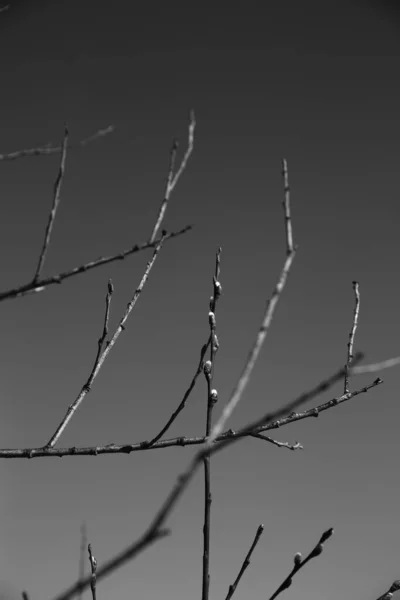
[0,1,400,599]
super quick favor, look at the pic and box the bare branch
[49,360,360,600]
[0,375,381,460]
[207,158,296,445]
[149,110,196,243]
[268,527,334,600]
[344,281,360,393]
[0,225,191,302]
[225,524,264,600]
[202,248,222,600]
[0,125,114,161]
[376,580,400,600]
[351,356,400,374]
[44,237,165,448]
[250,433,303,450]
[146,335,211,447]
[33,126,69,282]
[88,544,98,600]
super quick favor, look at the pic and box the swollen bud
[208,311,216,328]
[203,360,212,378]
[210,389,218,404]
[293,552,302,566]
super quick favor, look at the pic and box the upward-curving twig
[44,237,166,448]
[207,158,296,445]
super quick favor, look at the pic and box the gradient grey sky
[1,2,400,599]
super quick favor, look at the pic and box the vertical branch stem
[344,281,360,393]
[202,249,222,600]
[88,544,97,600]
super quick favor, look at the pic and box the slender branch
[44,237,165,448]
[268,527,334,600]
[78,524,87,600]
[344,281,360,393]
[149,110,196,243]
[0,225,191,302]
[0,125,114,161]
[202,248,222,600]
[0,375,382,460]
[146,336,211,446]
[376,580,400,600]
[207,158,296,445]
[351,356,400,374]
[88,544,98,600]
[50,360,360,600]
[225,524,264,600]
[250,433,303,450]
[33,126,69,282]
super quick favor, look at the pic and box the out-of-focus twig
[149,110,195,243]
[344,281,360,393]
[225,524,264,600]
[0,4,9,13]
[268,527,334,600]
[33,126,69,282]
[351,356,400,374]
[44,238,164,449]
[202,248,222,600]
[207,158,296,445]
[21,592,29,600]
[0,125,114,161]
[375,580,400,600]
[0,225,191,302]
[0,374,381,460]
[88,544,97,600]
[49,359,360,600]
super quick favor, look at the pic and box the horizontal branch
[0,125,114,161]
[0,225,192,302]
[0,377,382,459]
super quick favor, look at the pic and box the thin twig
[344,281,360,393]
[78,524,87,600]
[0,225,191,302]
[44,238,164,448]
[351,356,400,374]
[207,158,296,445]
[0,125,114,161]
[376,580,400,600]
[202,248,222,600]
[49,359,361,600]
[0,375,382,460]
[225,524,264,600]
[268,527,334,600]
[88,544,98,600]
[146,336,211,447]
[149,110,195,243]
[250,433,303,450]
[33,126,69,282]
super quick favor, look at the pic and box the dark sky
[1,2,400,600]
